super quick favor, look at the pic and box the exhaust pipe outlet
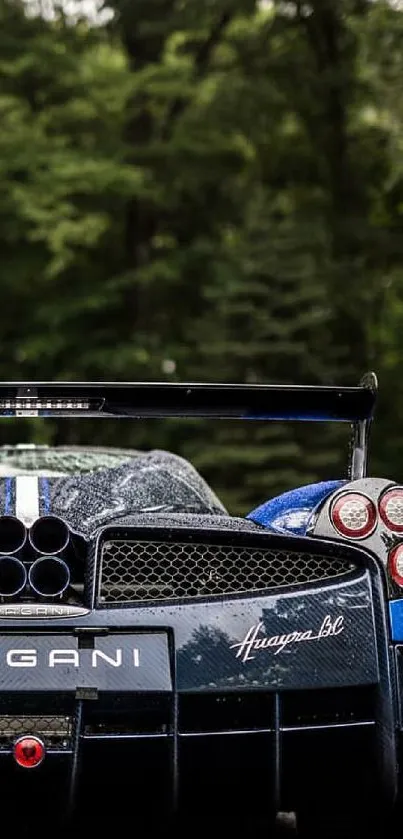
[28,557,70,599]
[0,556,27,598]
[29,516,70,555]
[0,517,27,554]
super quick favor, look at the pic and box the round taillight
[389,544,403,587]
[330,493,377,538]
[379,488,403,532]
[13,736,45,768]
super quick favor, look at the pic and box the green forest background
[1,0,403,514]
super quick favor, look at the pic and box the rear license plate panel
[0,633,172,692]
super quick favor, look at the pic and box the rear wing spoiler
[0,372,378,480]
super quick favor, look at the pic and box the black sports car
[0,377,401,837]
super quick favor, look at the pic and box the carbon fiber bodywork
[0,524,397,836]
[0,376,398,837]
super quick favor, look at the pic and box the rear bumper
[0,553,397,832]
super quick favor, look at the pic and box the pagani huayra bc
[0,376,400,837]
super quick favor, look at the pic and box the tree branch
[160,9,233,140]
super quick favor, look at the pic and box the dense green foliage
[0,0,403,513]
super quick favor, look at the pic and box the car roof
[0,445,139,476]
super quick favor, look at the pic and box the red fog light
[379,488,403,532]
[13,736,45,768]
[389,544,403,588]
[330,492,377,538]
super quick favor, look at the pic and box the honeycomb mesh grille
[0,716,72,750]
[98,540,355,604]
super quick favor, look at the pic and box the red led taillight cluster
[379,489,403,532]
[331,493,377,539]
[388,545,403,588]
[330,487,403,589]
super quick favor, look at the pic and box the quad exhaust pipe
[0,516,27,554]
[0,556,27,598]
[28,556,70,599]
[29,516,70,555]
[0,515,72,599]
[28,517,71,597]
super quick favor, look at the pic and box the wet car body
[0,378,400,837]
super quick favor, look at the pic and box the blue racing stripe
[39,477,51,514]
[4,477,13,515]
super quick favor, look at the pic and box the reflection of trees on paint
[177,623,289,690]
[177,625,237,689]
[261,590,376,686]
[177,580,375,690]
[262,601,308,642]
[260,599,311,672]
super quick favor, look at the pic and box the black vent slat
[84,709,170,736]
[281,686,376,728]
[178,688,375,734]
[99,540,354,604]
[179,692,275,733]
